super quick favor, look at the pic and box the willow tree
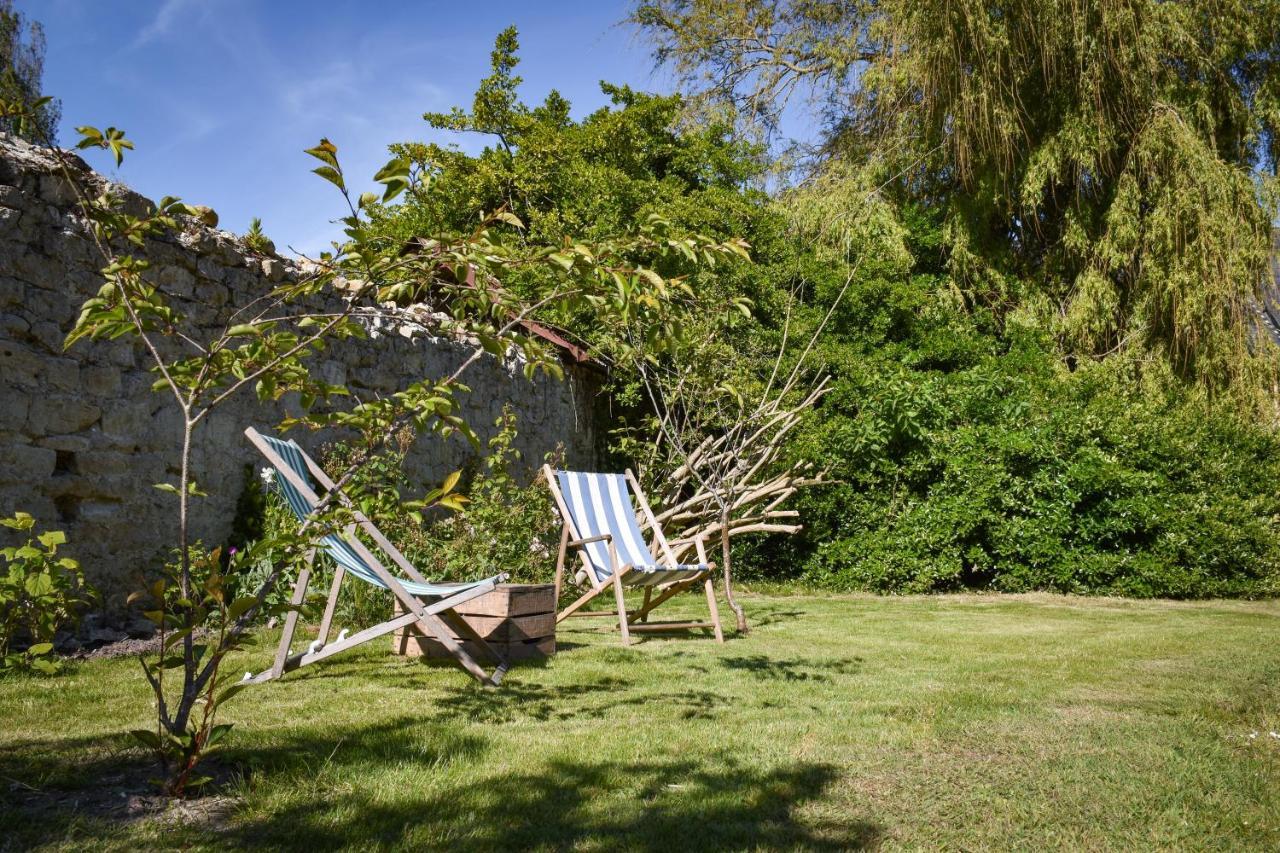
[632,0,1280,393]
[0,0,59,142]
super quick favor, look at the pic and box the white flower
[260,467,276,487]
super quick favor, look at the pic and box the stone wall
[0,135,600,609]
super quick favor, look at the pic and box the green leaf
[226,323,261,337]
[73,125,102,148]
[217,682,248,705]
[30,657,58,675]
[26,642,53,656]
[205,723,234,749]
[24,573,52,597]
[154,483,179,494]
[226,595,258,623]
[494,210,524,229]
[37,530,66,548]
[312,165,345,192]
[1,512,35,530]
[130,729,162,750]
[304,138,339,167]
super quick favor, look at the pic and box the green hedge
[745,323,1280,599]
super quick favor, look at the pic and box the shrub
[0,512,93,675]
[763,338,1280,599]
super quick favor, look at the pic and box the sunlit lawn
[1,591,1278,850]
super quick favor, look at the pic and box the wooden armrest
[569,533,612,548]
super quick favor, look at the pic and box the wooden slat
[392,611,555,643]
[254,611,421,683]
[453,583,555,618]
[401,635,556,661]
[626,621,716,632]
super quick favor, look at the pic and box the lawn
[1,592,1278,850]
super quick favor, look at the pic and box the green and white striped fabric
[261,435,500,598]
[554,470,708,587]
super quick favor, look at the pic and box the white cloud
[134,0,202,48]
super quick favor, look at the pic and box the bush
[744,321,1280,599]
[0,512,93,674]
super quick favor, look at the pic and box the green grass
[1,592,1278,850]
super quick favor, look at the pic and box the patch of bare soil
[3,757,242,832]
[71,628,213,662]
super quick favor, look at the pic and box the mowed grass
[1,592,1278,851]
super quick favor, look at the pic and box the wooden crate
[391,583,556,662]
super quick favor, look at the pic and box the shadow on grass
[427,678,729,724]
[0,730,177,843]
[0,715,492,846]
[718,654,864,682]
[745,603,809,628]
[227,753,877,850]
[0,712,877,849]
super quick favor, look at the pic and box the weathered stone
[101,399,156,438]
[82,364,121,396]
[44,357,80,390]
[25,288,74,325]
[0,276,22,306]
[0,339,41,385]
[75,450,132,477]
[36,433,93,452]
[12,251,62,284]
[28,396,101,434]
[28,321,65,352]
[0,395,29,431]
[196,255,224,282]
[154,264,196,298]
[194,280,229,307]
[0,443,55,479]
[0,313,30,336]
[106,341,137,367]
[38,174,79,206]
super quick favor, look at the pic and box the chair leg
[271,555,313,679]
[704,577,724,643]
[640,587,652,623]
[315,564,345,649]
[554,524,568,605]
[612,572,631,646]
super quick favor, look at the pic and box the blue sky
[25,0,673,256]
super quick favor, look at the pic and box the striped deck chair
[245,427,509,686]
[543,465,724,645]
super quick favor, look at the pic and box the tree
[375,29,845,628]
[0,0,59,142]
[631,0,1280,396]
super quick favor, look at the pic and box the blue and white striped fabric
[554,470,709,587]
[261,435,496,598]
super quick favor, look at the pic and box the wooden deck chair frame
[542,464,724,645]
[246,427,510,686]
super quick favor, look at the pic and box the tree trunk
[719,509,748,633]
